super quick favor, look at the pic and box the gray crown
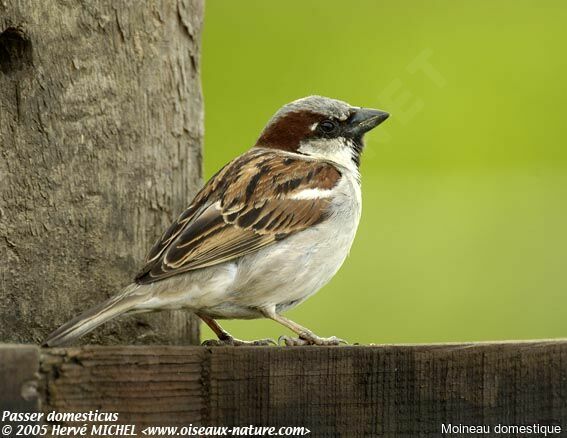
[271,95,353,122]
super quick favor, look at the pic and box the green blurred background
[199,0,567,344]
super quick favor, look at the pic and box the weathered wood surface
[0,1,204,345]
[0,341,557,436]
[0,345,40,438]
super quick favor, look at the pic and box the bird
[44,96,389,347]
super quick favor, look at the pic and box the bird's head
[254,95,389,168]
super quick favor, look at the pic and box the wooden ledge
[1,341,566,437]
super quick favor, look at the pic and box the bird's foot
[278,332,347,346]
[202,336,276,347]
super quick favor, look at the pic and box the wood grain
[0,1,204,345]
[35,341,567,437]
[0,345,40,437]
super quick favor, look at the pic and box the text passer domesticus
[44,96,389,347]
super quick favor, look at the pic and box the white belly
[210,172,361,318]
[141,172,362,319]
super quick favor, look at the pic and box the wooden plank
[36,341,567,437]
[40,346,207,427]
[206,342,567,436]
[0,345,40,437]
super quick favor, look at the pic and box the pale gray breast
[225,171,362,310]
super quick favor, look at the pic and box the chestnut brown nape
[255,110,324,152]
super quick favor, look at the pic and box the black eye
[319,119,337,134]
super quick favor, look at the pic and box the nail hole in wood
[0,27,32,74]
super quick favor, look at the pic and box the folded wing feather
[135,148,341,284]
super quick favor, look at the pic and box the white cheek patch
[290,188,334,200]
[298,138,358,173]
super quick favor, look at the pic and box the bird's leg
[261,308,347,346]
[198,314,275,346]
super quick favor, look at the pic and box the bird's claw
[278,334,348,346]
[202,337,276,347]
[278,335,309,346]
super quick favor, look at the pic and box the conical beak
[347,108,389,137]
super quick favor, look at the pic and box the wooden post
[0,1,203,345]
[0,341,552,436]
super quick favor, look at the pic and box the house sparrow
[44,96,389,347]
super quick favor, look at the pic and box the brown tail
[43,283,148,347]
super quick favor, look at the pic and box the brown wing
[135,148,341,284]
